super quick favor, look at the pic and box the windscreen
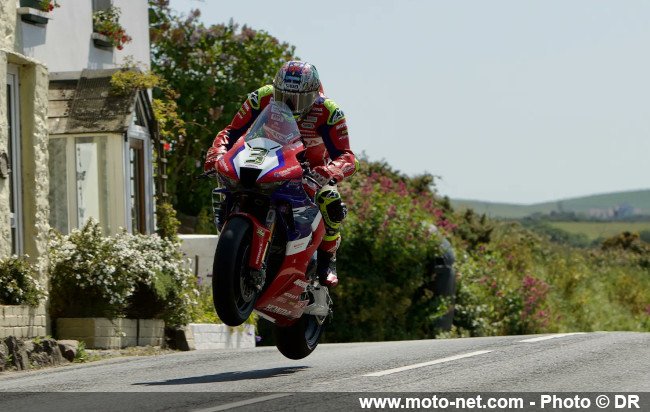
[244,101,301,147]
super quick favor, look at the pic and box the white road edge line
[191,393,293,412]
[519,332,586,343]
[363,350,493,377]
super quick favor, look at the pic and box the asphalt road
[0,331,648,411]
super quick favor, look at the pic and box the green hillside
[452,189,650,219]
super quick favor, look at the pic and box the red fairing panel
[258,143,305,183]
[255,213,326,327]
[217,138,246,180]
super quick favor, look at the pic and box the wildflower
[387,205,396,218]
[397,180,408,196]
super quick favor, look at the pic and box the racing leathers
[205,85,358,285]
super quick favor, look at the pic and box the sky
[169,0,650,205]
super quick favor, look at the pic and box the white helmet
[273,61,320,118]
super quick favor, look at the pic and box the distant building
[613,202,635,219]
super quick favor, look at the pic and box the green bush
[0,255,45,306]
[155,201,181,242]
[325,159,650,341]
[48,219,197,325]
[327,161,452,342]
[190,283,258,330]
[451,228,554,336]
[601,231,649,254]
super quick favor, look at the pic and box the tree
[148,0,296,217]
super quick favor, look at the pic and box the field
[548,221,650,241]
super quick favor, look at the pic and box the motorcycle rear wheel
[273,314,326,360]
[212,216,257,326]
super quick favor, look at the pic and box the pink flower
[387,205,396,218]
[397,180,408,196]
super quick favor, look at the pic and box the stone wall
[56,318,165,349]
[0,305,47,339]
[0,0,15,258]
[189,323,256,350]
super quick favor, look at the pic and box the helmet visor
[273,88,318,116]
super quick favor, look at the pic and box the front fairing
[217,101,305,185]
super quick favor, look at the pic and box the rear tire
[212,217,257,326]
[273,315,326,360]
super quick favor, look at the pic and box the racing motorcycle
[204,101,333,360]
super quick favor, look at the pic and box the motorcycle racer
[205,60,359,287]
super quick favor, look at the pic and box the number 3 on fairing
[246,148,269,165]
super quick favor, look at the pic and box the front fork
[212,188,228,233]
[213,188,277,293]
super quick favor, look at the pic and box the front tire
[273,315,326,360]
[212,217,257,326]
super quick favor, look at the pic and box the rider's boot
[316,250,338,287]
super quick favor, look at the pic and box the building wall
[16,58,49,262]
[2,1,51,263]
[113,0,150,70]
[0,0,12,256]
[0,1,16,257]
[17,0,150,72]
[1,0,51,335]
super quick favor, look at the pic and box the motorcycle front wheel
[212,216,257,326]
[273,314,326,360]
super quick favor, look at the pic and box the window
[48,135,115,235]
[75,136,110,231]
[7,65,22,255]
[92,0,112,12]
[129,138,145,234]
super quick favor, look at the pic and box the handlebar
[196,169,217,180]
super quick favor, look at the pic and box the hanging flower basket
[20,0,59,12]
[18,0,59,25]
[91,33,113,48]
[92,6,132,50]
